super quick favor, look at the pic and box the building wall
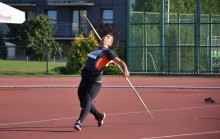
[0,0,127,45]
[92,0,127,41]
[35,0,126,42]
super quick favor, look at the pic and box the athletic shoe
[205,97,216,103]
[96,112,106,127]
[205,98,208,103]
[74,120,82,131]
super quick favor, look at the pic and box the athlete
[74,33,130,131]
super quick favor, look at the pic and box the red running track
[0,76,220,139]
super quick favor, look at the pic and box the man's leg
[74,81,102,130]
[89,82,106,127]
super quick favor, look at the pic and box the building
[0,0,127,45]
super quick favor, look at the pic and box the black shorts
[81,67,102,82]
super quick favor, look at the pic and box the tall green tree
[201,0,220,14]
[8,14,62,61]
[132,0,159,12]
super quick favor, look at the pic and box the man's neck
[100,44,109,49]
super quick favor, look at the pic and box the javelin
[84,15,102,41]
[84,15,153,118]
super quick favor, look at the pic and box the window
[72,10,87,34]
[73,11,79,24]
[102,10,113,24]
[25,11,34,20]
[48,10,57,24]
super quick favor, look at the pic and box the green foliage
[52,66,68,74]
[132,0,220,14]
[201,0,220,14]
[132,0,159,12]
[8,14,62,61]
[169,0,196,14]
[25,14,62,61]
[129,2,220,73]
[103,64,121,75]
[66,32,99,74]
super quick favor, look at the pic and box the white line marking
[0,85,220,89]
[151,105,220,112]
[0,116,79,126]
[108,105,220,116]
[140,131,220,139]
[0,105,219,126]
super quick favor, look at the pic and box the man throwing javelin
[74,33,130,131]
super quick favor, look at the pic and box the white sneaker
[74,120,82,131]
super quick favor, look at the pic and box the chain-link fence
[128,12,220,74]
[0,46,69,75]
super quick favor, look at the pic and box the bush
[66,32,99,74]
[103,64,121,75]
[53,66,68,74]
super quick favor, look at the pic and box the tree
[201,0,220,14]
[132,0,220,14]
[132,0,159,12]
[8,14,62,61]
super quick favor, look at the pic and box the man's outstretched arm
[112,57,130,77]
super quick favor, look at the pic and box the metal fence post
[144,11,147,72]
[126,0,131,69]
[177,13,181,73]
[194,0,201,74]
[209,14,212,73]
[160,0,165,73]
[46,46,49,74]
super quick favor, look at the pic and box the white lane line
[0,116,79,126]
[0,105,219,126]
[151,105,220,112]
[1,85,220,89]
[107,105,220,116]
[140,131,220,139]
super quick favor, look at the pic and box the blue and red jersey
[81,47,117,81]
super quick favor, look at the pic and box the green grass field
[0,60,66,76]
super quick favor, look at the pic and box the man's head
[101,33,114,48]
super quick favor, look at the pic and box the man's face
[102,34,114,47]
